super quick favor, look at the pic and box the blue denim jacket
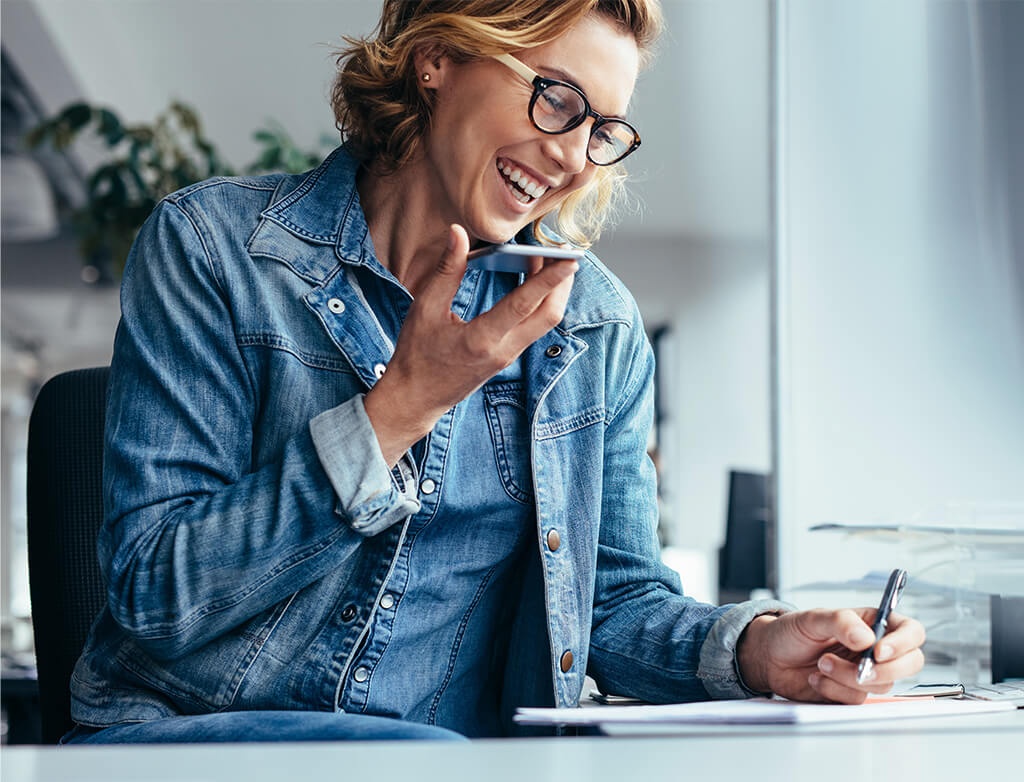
[71,147,788,735]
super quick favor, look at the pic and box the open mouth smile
[497,159,549,205]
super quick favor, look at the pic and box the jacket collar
[248,146,632,332]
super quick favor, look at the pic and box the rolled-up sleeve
[698,599,796,698]
[309,393,420,536]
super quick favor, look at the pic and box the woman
[66,0,924,743]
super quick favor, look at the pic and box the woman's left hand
[736,608,926,703]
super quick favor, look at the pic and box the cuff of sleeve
[697,599,796,699]
[309,394,420,536]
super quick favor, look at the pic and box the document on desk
[514,697,1016,728]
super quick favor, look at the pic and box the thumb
[418,224,470,309]
[436,223,471,277]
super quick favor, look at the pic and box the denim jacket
[71,147,788,735]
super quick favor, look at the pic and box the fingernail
[818,657,834,674]
[808,673,821,689]
[447,226,457,251]
[877,644,894,661]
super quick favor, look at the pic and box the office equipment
[717,470,774,603]
[26,367,110,744]
[856,568,907,684]
[804,516,1024,686]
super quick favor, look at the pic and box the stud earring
[422,73,431,82]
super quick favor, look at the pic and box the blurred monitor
[991,595,1024,684]
[717,470,775,604]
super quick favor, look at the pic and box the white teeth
[498,161,548,202]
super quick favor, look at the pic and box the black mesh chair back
[26,366,110,744]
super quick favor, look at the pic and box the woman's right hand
[363,223,577,466]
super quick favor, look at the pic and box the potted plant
[26,101,332,280]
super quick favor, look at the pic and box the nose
[542,122,590,174]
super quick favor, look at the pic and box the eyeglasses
[493,53,641,166]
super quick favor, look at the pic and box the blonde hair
[331,0,663,247]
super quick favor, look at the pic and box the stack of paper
[514,696,1015,727]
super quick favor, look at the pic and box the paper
[514,696,1015,727]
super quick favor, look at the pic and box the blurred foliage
[26,101,334,277]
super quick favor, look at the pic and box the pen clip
[887,569,908,612]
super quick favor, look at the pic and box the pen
[856,568,908,684]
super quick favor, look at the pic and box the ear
[413,44,447,88]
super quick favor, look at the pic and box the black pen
[856,568,908,684]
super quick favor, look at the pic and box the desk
[1,711,1019,782]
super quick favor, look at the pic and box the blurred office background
[2,0,1022,742]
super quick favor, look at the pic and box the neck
[357,155,453,297]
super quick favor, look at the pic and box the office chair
[26,366,110,744]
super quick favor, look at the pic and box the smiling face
[416,13,640,245]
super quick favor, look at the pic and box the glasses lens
[532,83,587,132]
[588,120,638,165]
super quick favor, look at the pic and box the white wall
[775,0,1024,597]
[605,0,773,574]
[599,235,771,556]
[26,0,372,167]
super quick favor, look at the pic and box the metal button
[379,593,395,610]
[420,478,436,495]
[340,604,358,622]
[353,667,369,683]
[373,363,387,379]
[546,528,561,551]
[560,650,574,673]
[327,297,345,314]
[545,344,562,358]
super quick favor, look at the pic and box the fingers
[418,227,577,347]
[804,609,927,704]
[809,645,926,703]
[794,607,877,651]
[872,611,927,665]
[473,258,578,343]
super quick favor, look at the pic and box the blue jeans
[62,711,467,744]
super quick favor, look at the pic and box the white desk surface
[2,711,1019,782]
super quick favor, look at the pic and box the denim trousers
[62,711,467,744]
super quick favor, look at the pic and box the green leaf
[23,125,49,148]
[97,109,125,145]
[60,102,94,131]
[252,129,278,144]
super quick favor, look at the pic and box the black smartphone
[466,243,585,274]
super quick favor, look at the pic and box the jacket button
[373,362,387,379]
[544,344,562,358]
[340,604,358,622]
[560,650,574,673]
[327,297,345,314]
[353,666,370,683]
[546,528,561,551]
[379,593,395,610]
[420,478,436,495]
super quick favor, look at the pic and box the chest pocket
[482,381,533,505]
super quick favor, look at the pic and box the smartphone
[466,242,585,274]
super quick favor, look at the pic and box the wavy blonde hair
[331,0,663,247]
